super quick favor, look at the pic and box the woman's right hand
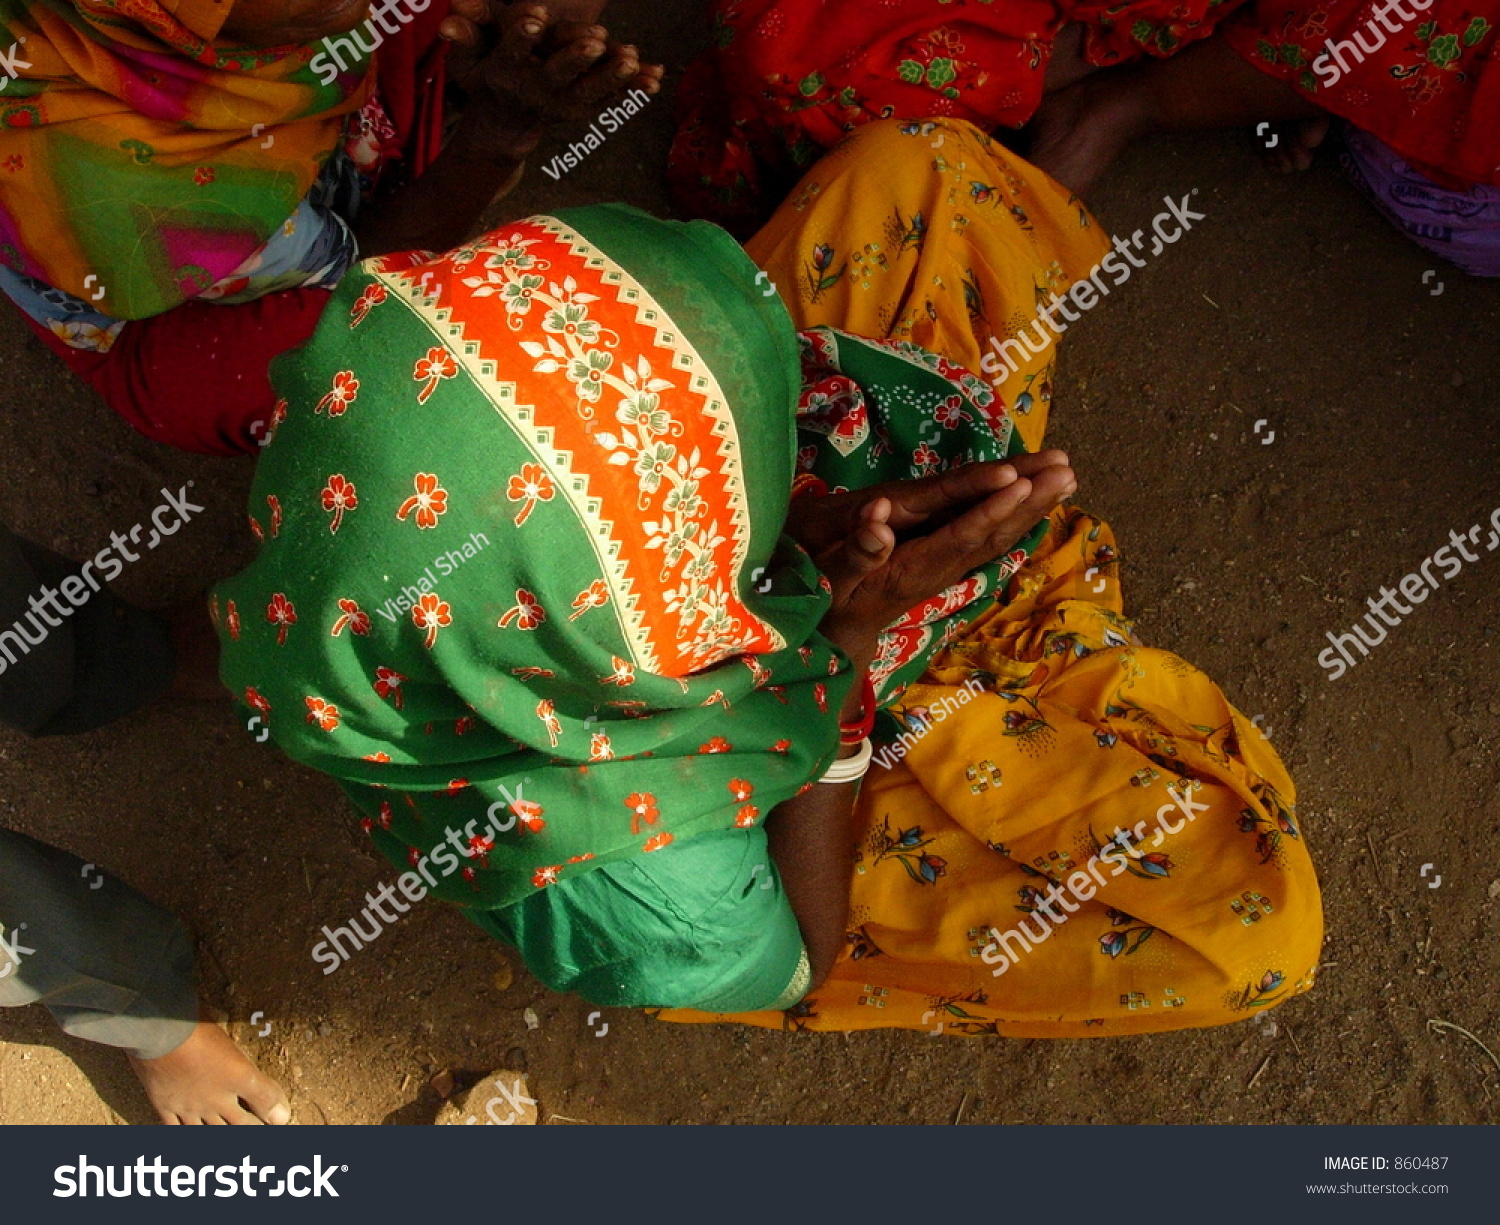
[812,453,1077,672]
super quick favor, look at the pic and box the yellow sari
[659,120,1322,1036]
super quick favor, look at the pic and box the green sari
[215,205,1031,1009]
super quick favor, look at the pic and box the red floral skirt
[669,0,1250,232]
[1222,0,1500,191]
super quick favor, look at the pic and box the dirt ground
[2,3,1498,1127]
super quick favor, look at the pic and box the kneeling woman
[216,120,1321,1035]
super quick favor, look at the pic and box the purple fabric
[1340,125,1500,278]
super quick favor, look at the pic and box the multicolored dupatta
[0,0,370,319]
[213,205,1037,911]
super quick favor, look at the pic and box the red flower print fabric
[669,0,1250,230]
[211,210,855,913]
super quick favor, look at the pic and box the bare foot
[1258,114,1331,173]
[1029,70,1154,194]
[128,1019,290,1125]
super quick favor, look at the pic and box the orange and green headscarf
[0,0,372,319]
[213,205,1036,912]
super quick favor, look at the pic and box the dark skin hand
[437,2,663,162]
[770,453,1078,991]
[356,4,663,258]
[221,2,662,260]
[441,0,615,55]
[221,0,614,49]
[784,450,1074,563]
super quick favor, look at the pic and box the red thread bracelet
[839,674,877,745]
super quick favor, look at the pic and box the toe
[224,1102,266,1125]
[1300,115,1331,150]
[241,1075,293,1126]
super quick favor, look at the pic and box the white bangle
[818,738,873,785]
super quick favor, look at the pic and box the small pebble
[523,1007,540,1030]
[435,1070,536,1126]
[492,958,513,992]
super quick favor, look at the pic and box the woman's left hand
[441,0,612,57]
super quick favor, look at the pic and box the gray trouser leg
[0,826,198,1060]
[0,524,174,735]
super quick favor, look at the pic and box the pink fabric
[19,5,453,455]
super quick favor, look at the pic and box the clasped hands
[441,1,664,163]
[789,451,1078,677]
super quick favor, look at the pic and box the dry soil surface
[2,3,1497,1126]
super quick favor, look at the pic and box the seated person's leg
[746,118,1110,453]
[1028,33,1325,193]
[0,525,173,736]
[0,826,290,1124]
